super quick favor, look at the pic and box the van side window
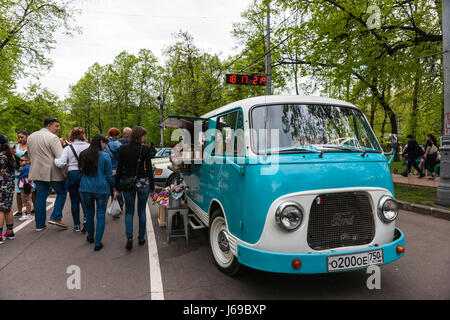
[214,111,242,156]
[234,112,245,156]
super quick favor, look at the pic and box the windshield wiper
[320,145,369,157]
[277,146,324,158]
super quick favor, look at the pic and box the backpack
[415,144,424,157]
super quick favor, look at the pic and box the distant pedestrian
[423,134,439,180]
[401,134,425,178]
[115,126,155,251]
[27,118,68,231]
[13,130,35,217]
[78,134,113,251]
[149,142,157,159]
[118,127,132,145]
[54,127,90,232]
[104,127,124,216]
[0,134,16,244]
[17,153,34,221]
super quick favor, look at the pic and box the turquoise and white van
[161,95,405,276]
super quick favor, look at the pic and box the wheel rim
[210,216,234,268]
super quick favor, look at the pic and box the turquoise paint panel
[237,228,405,274]
[230,153,392,243]
[186,152,394,244]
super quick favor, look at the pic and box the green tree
[0,84,67,139]
[0,0,78,100]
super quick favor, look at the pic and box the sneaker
[73,225,81,232]
[48,219,68,229]
[0,237,4,245]
[126,238,133,251]
[80,221,87,234]
[35,224,48,232]
[5,230,15,240]
[14,211,22,217]
[19,214,30,221]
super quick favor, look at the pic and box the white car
[152,152,180,186]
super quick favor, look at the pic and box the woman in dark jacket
[115,126,154,251]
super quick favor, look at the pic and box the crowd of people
[0,117,156,251]
[400,133,441,180]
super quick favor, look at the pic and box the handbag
[23,182,32,194]
[429,143,438,155]
[118,146,142,191]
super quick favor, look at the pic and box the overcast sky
[17,0,252,99]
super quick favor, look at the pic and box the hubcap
[218,230,230,253]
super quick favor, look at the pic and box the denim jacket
[104,138,121,171]
[79,151,113,195]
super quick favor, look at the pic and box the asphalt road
[0,194,449,300]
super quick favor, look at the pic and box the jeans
[80,192,109,247]
[34,181,67,229]
[66,171,87,227]
[123,184,150,241]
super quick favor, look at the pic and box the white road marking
[145,202,165,300]
[13,199,56,233]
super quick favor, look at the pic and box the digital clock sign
[225,74,267,86]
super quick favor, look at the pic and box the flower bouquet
[169,143,183,168]
[153,190,170,206]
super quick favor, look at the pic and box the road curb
[397,200,450,221]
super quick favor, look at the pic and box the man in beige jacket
[27,117,68,231]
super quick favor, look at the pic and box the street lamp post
[157,95,164,148]
[437,0,450,206]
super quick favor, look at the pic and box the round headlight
[275,201,303,231]
[378,196,399,223]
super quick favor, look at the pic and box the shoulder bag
[429,143,438,155]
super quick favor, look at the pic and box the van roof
[201,95,357,118]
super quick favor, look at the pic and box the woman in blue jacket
[78,134,113,251]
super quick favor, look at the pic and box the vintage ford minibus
[161,95,405,276]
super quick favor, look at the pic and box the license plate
[327,249,384,272]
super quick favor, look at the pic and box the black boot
[126,238,133,251]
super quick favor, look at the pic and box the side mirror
[383,134,397,156]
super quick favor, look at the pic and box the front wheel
[209,210,243,276]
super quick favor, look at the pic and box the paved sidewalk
[391,173,440,188]
[391,173,450,221]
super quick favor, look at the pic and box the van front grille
[307,192,375,250]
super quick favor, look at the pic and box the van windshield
[250,104,381,154]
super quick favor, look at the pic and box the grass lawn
[394,183,450,209]
[390,160,405,174]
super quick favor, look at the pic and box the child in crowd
[17,153,34,221]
